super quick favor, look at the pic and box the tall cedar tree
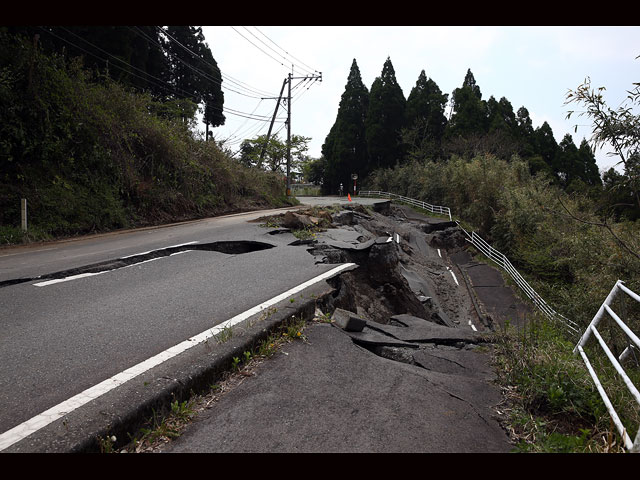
[365,57,406,170]
[516,106,536,157]
[321,59,369,194]
[533,121,559,175]
[28,26,171,98]
[446,68,487,139]
[404,70,448,159]
[165,26,225,128]
[578,139,602,187]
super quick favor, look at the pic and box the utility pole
[285,70,322,196]
[286,72,292,196]
[260,69,322,195]
[258,78,288,169]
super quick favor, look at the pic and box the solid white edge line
[34,247,199,287]
[0,262,356,452]
[445,266,459,286]
[120,241,199,259]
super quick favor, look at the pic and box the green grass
[492,314,637,452]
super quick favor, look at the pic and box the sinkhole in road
[0,240,275,288]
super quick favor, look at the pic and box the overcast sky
[200,26,639,173]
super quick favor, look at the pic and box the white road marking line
[395,233,400,244]
[120,241,198,259]
[33,243,199,287]
[33,257,165,287]
[34,271,108,286]
[437,249,441,258]
[0,262,356,451]
[446,267,459,286]
[468,320,477,331]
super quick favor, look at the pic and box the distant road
[296,195,384,208]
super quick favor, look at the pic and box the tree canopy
[321,59,370,193]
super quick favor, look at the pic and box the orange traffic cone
[348,193,351,201]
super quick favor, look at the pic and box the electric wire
[48,26,318,149]
[153,26,278,99]
[230,26,309,77]
[241,27,317,77]
[252,26,320,75]
[40,27,278,124]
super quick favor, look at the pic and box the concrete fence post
[21,198,27,232]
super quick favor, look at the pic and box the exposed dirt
[307,204,484,332]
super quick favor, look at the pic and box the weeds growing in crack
[215,326,233,344]
[116,314,315,453]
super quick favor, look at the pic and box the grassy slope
[0,32,296,245]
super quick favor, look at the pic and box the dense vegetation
[318,58,635,206]
[0,28,293,244]
[340,57,639,452]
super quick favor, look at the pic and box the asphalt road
[0,203,351,449]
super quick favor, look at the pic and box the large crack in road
[273,201,499,378]
[0,240,276,288]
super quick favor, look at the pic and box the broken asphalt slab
[6,199,530,452]
[161,321,511,453]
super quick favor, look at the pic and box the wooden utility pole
[286,72,292,196]
[285,71,322,196]
[258,78,288,169]
[260,69,322,195]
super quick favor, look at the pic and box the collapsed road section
[0,240,276,288]
[266,201,489,334]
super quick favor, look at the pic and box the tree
[322,59,369,193]
[577,139,602,187]
[533,121,559,176]
[403,70,448,160]
[601,167,639,220]
[240,134,310,174]
[300,157,325,185]
[516,106,536,157]
[565,74,640,212]
[446,68,487,140]
[555,133,580,186]
[164,26,225,127]
[365,57,406,170]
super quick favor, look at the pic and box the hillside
[0,30,295,245]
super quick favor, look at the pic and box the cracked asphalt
[153,199,528,453]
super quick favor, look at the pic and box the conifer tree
[165,26,225,127]
[404,70,448,159]
[365,57,406,170]
[577,138,602,186]
[446,68,487,139]
[321,59,369,193]
[516,106,536,157]
[533,121,559,174]
[556,133,580,186]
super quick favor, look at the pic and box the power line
[230,26,310,77]
[131,25,271,100]
[39,27,278,124]
[241,27,317,77]
[155,26,277,99]
[252,26,320,75]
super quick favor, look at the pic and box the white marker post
[21,198,27,232]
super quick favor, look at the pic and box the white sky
[200,26,639,174]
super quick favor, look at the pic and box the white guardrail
[463,228,580,335]
[574,280,640,452]
[359,191,452,221]
[359,190,578,334]
[361,190,640,451]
